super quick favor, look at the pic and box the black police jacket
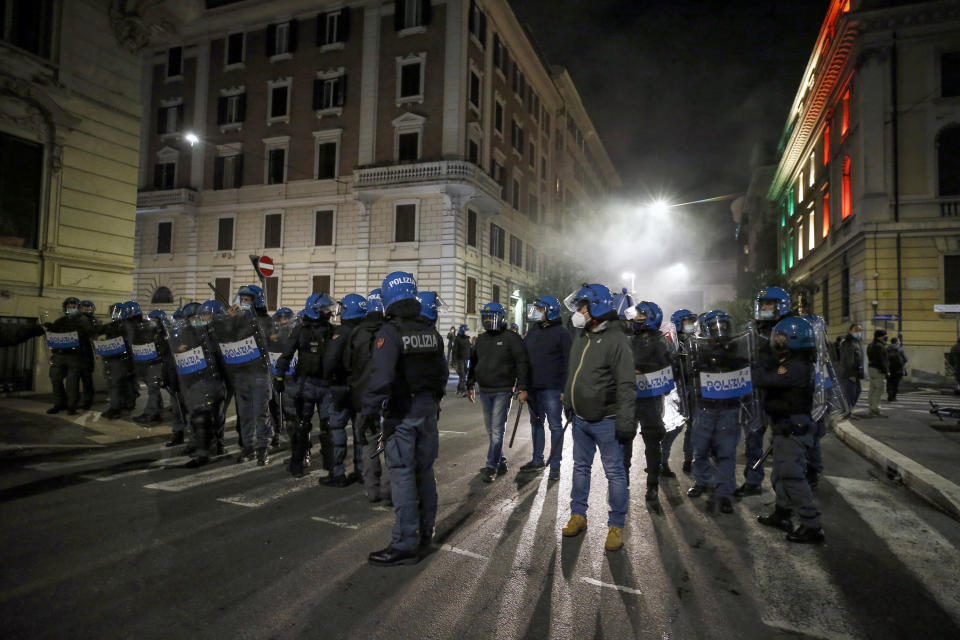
[362,317,447,419]
[324,319,360,386]
[279,318,333,379]
[631,330,672,374]
[346,315,384,404]
[753,352,814,420]
[46,315,89,356]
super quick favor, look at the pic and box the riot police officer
[668,309,698,474]
[276,293,336,477]
[736,286,792,497]
[124,303,166,425]
[93,303,134,420]
[364,272,447,566]
[754,316,825,543]
[43,296,90,415]
[323,293,367,486]
[78,300,97,410]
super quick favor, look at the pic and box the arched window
[151,287,173,304]
[937,126,960,196]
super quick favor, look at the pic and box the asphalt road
[2,386,960,640]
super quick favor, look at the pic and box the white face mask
[758,308,775,320]
[239,302,252,312]
[683,323,695,334]
[571,312,587,329]
[529,309,544,323]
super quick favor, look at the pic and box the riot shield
[634,331,677,399]
[267,315,299,379]
[39,310,82,363]
[806,315,849,418]
[671,335,694,419]
[205,306,270,385]
[123,317,165,389]
[692,331,760,426]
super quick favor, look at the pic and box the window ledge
[494,130,503,141]
[398,26,427,38]
[224,62,245,72]
[220,123,243,133]
[469,104,481,117]
[159,132,182,142]
[469,34,484,50]
[396,96,424,107]
[315,107,343,119]
[270,52,293,63]
[267,116,290,126]
[164,74,183,84]
[320,42,346,53]
[495,68,505,82]
[512,148,523,160]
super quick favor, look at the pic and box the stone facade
[134,0,619,333]
[769,0,960,379]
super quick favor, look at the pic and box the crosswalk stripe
[311,516,358,529]
[144,459,265,492]
[81,469,155,482]
[578,577,643,596]
[217,471,321,507]
[832,476,960,625]
[29,442,171,472]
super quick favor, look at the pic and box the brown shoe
[604,526,623,551]
[561,514,587,537]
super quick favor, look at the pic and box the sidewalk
[0,392,170,459]
[832,385,960,521]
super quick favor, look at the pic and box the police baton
[508,397,525,448]
[752,444,773,471]
[277,390,285,434]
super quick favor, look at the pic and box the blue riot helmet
[339,294,368,321]
[148,310,167,325]
[62,296,80,316]
[366,288,384,315]
[480,302,507,331]
[109,303,125,321]
[381,271,419,315]
[612,288,637,321]
[237,284,266,310]
[124,301,142,319]
[79,300,95,316]
[303,292,336,320]
[172,308,184,320]
[670,309,697,336]
[754,286,791,323]
[274,306,294,320]
[199,300,223,325]
[633,301,663,332]
[458,324,468,335]
[416,291,441,322]
[536,296,562,322]
[182,302,203,318]
[772,316,815,352]
[700,309,734,338]
[564,284,615,325]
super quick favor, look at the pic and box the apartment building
[134,0,620,332]
[769,0,960,378]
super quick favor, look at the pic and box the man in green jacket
[560,284,634,552]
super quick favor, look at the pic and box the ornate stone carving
[108,0,176,55]
[0,93,49,139]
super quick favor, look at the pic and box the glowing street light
[184,132,200,146]
[622,271,636,294]
[649,200,670,216]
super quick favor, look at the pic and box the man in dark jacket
[43,296,90,415]
[886,337,907,402]
[451,325,471,396]
[467,302,529,483]
[520,296,572,480]
[559,284,632,552]
[866,329,889,416]
[836,323,864,409]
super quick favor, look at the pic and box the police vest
[396,320,445,396]
[297,321,332,378]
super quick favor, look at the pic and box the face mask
[239,302,252,312]
[190,318,204,329]
[482,319,494,331]
[65,308,79,316]
[683,323,695,334]
[529,309,544,323]
[852,332,862,340]
[758,308,775,320]
[571,312,587,329]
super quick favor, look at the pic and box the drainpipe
[892,32,903,338]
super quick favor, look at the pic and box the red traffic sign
[257,255,274,277]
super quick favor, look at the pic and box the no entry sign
[258,255,274,277]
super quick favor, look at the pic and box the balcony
[354,160,502,200]
[941,200,960,217]
[137,188,198,210]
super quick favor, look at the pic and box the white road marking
[438,430,467,435]
[310,516,358,530]
[833,476,960,625]
[371,505,393,512]
[579,577,643,596]
[225,415,237,424]
[144,460,263,492]
[435,543,488,560]
[81,469,155,482]
[29,442,169,471]
[0,443,105,451]
[218,472,320,508]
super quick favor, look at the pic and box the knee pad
[190,410,215,431]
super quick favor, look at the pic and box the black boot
[368,546,421,567]
[687,484,707,498]
[659,463,676,478]
[236,447,255,463]
[288,431,304,477]
[165,431,185,447]
[319,474,351,487]
[184,456,210,469]
[256,447,270,466]
[645,483,661,513]
[719,497,734,514]
[681,459,692,474]
[46,406,64,415]
[758,506,794,532]
[787,525,825,544]
[734,482,763,498]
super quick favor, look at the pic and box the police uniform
[739,318,779,492]
[92,312,134,419]
[754,350,823,540]
[347,309,389,500]
[44,304,90,414]
[323,316,363,483]
[622,329,672,491]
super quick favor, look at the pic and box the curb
[833,419,960,521]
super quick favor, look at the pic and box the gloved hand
[273,376,284,393]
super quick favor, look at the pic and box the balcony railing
[137,188,198,209]
[354,160,501,195]
[941,200,960,217]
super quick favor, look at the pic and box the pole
[508,400,525,448]
[892,33,904,339]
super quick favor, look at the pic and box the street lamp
[184,132,200,146]
[649,200,670,217]
[622,272,635,294]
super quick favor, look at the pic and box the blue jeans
[385,396,439,551]
[480,391,512,469]
[528,389,564,468]
[570,416,629,528]
[691,406,741,498]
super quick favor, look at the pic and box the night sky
[511,0,829,206]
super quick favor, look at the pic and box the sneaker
[480,467,496,483]
[687,484,707,498]
[165,432,185,447]
[519,461,546,472]
[604,526,623,551]
[758,507,794,532]
[256,448,270,466]
[561,514,587,537]
[548,467,561,481]
[681,460,692,474]
[733,482,762,498]
[659,463,676,478]
[497,461,508,475]
[719,497,734,514]
[786,525,825,544]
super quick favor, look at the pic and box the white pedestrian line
[29,442,169,472]
[578,577,643,596]
[144,460,263,492]
[435,543,488,560]
[0,443,105,451]
[371,505,393,512]
[218,471,320,508]
[833,476,960,625]
[438,430,467,435]
[311,516,358,530]
[81,469,156,482]
[225,415,237,424]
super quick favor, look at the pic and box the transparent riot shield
[692,331,759,426]
[671,334,694,420]
[806,315,849,418]
[205,306,270,385]
[266,315,300,430]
